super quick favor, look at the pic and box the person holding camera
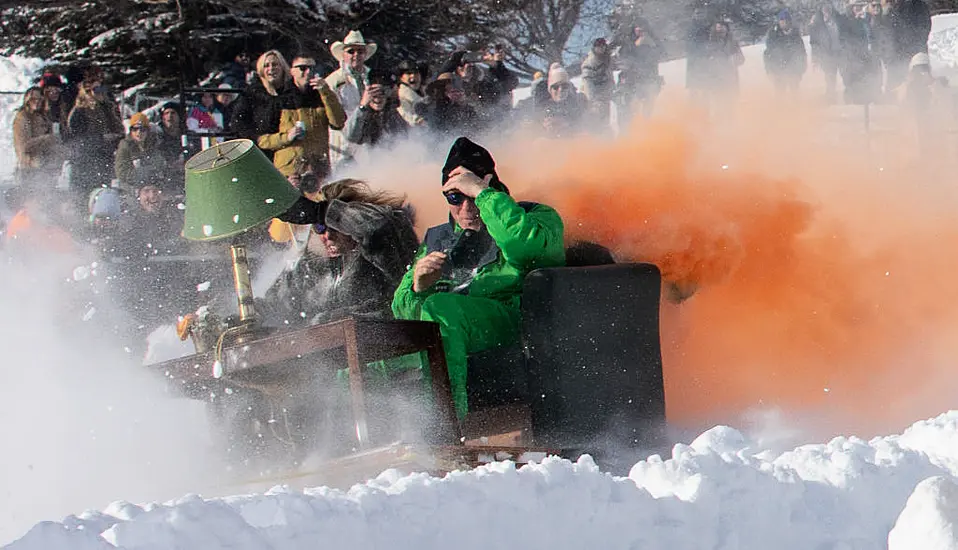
[391,137,566,420]
[326,30,377,167]
[343,70,408,155]
[437,47,517,125]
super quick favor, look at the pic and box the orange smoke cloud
[381,91,958,439]
[490,94,958,438]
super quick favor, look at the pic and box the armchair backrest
[521,263,666,451]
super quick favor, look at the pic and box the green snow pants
[418,292,521,420]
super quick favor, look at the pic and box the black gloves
[276,196,328,225]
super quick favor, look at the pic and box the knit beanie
[547,63,570,88]
[129,112,149,128]
[441,137,509,194]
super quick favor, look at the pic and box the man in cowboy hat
[325,30,378,167]
[391,137,566,421]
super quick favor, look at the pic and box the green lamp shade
[182,139,301,241]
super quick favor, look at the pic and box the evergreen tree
[0,0,495,92]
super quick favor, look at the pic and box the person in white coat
[325,30,377,168]
[395,60,428,127]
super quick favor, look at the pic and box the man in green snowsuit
[391,137,566,420]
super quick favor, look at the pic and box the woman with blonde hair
[66,68,124,198]
[255,49,290,95]
[231,50,303,160]
[13,86,62,188]
[261,178,418,327]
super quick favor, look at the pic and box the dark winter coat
[114,130,174,189]
[536,92,589,137]
[764,25,808,79]
[261,200,419,327]
[701,35,745,93]
[425,98,481,137]
[157,126,189,164]
[809,13,842,67]
[617,40,662,85]
[616,39,663,103]
[837,12,883,104]
[437,53,518,110]
[581,49,614,102]
[219,61,250,90]
[343,103,409,147]
[44,98,71,129]
[66,101,124,192]
[117,203,187,261]
[889,0,932,60]
[686,22,712,91]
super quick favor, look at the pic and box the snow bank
[0,55,45,183]
[7,411,958,550]
[930,14,958,82]
[889,476,958,550]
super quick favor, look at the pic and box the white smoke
[0,251,225,544]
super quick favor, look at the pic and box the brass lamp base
[220,317,274,347]
[218,243,273,348]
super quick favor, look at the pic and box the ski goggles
[444,191,469,206]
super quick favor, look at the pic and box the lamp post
[182,139,301,340]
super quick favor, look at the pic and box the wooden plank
[343,319,370,448]
[220,321,348,375]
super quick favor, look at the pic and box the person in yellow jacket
[230,50,346,177]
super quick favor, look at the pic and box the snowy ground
[6,412,958,550]
[6,15,958,550]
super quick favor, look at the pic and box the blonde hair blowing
[321,178,407,209]
[256,50,291,95]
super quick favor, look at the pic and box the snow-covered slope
[7,412,958,550]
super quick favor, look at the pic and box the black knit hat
[441,137,509,194]
[39,73,63,88]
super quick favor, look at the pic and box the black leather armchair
[465,243,667,455]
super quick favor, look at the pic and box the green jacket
[392,188,565,318]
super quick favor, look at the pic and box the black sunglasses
[294,64,316,72]
[444,191,469,206]
[313,223,327,234]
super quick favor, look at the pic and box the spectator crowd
[3,0,940,357]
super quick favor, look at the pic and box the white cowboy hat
[330,30,378,62]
